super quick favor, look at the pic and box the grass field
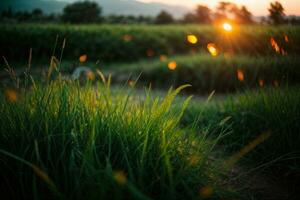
[1,24,300,62]
[1,77,299,199]
[1,23,300,199]
[0,80,233,200]
[106,54,300,93]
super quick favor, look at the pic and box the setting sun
[222,23,233,32]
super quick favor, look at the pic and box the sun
[222,23,233,32]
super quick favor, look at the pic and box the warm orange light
[222,23,233,32]
[79,54,87,63]
[5,89,18,102]
[284,34,289,43]
[160,55,168,62]
[207,43,218,57]
[259,79,264,87]
[199,186,213,198]
[113,171,127,185]
[187,34,198,44]
[270,37,280,53]
[237,69,244,81]
[86,71,95,81]
[168,61,177,70]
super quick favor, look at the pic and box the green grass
[182,87,300,171]
[1,24,299,63]
[108,54,300,93]
[0,71,299,199]
[0,79,235,200]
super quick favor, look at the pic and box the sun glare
[222,23,233,32]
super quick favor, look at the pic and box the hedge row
[1,24,300,62]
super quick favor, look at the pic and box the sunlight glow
[187,34,198,44]
[222,23,233,32]
[270,37,280,53]
[207,43,218,57]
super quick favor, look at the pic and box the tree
[62,1,102,23]
[195,5,212,23]
[183,12,197,23]
[232,6,253,24]
[31,8,44,21]
[268,1,285,24]
[155,10,174,24]
[214,1,236,21]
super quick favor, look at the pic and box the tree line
[1,1,299,25]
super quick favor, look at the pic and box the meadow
[1,24,300,62]
[0,23,300,199]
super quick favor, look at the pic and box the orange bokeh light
[207,43,218,57]
[168,61,177,70]
[187,34,198,44]
[237,69,245,81]
[79,54,87,63]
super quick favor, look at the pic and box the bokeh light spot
[237,69,245,81]
[187,34,198,44]
[79,54,87,63]
[168,61,177,70]
[207,43,218,57]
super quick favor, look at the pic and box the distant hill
[0,0,190,17]
[0,0,67,14]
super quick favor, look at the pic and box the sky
[137,0,300,16]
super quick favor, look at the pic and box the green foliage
[62,1,102,24]
[154,10,174,24]
[268,1,285,25]
[0,80,230,199]
[1,24,299,63]
[110,54,300,93]
[183,5,212,24]
[183,87,300,170]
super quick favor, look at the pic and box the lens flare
[222,23,232,32]
[207,43,218,57]
[168,61,177,70]
[237,69,244,81]
[284,34,289,43]
[79,54,87,63]
[270,37,280,53]
[5,89,18,102]
[187,34,198,44]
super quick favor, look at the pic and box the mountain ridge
[0,0,190,17]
